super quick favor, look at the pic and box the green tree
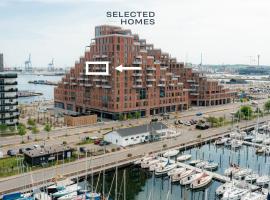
[44,123,52,139]
[118,113,124,121]
[27,118,36,126]
[8,126,16,134]
[127,113,133,119]
[32,125,40,141]
[18,123,27,143]
[264,100,270,113]
[0,124,8,134]
[206,116,218,127]
[134,111,141,119]
[239,105,253,120]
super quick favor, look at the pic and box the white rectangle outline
[85,61,110,76]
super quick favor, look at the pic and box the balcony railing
[147,67,156,71]
[132,73,142,77]
[0,81,17,85]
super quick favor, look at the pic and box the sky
[0,0,270,68]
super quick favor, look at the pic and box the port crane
[48,58,54,71]
[24,54,32,72]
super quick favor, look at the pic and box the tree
[18,123,27,143]
[8,126,16,134]
[264,100,270,113]
[32,125,40,141]
[206,116,218,127]
[27,118,36,126]
[118,113,124,121]
[238,105,253,120]
[44,123,52,139]
[127,113,133,119]
[134,111,141,119]
[0,124,8,134]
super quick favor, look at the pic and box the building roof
[113,122,168,137]
[23,145,72,158]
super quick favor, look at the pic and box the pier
[176,162,260,192]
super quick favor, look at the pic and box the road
[1,99,266,148]
[0,113,269,195]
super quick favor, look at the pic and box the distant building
[104,122,169,147]
[0,73,19,126]
[54,25,235,120]
[24,145,73,166]
[0,53,3,72]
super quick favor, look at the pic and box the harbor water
[85,142,270,200]
[16,74,62,104]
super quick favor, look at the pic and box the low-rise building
[64,113,97,126]
[23,145,73,166]
[104,122,169,147]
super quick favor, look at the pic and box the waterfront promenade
[0,114,269,196]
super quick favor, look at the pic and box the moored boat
[177,154,192,162]
[180,172,204,185]
[163,149,179,157]
[190,173,213,189]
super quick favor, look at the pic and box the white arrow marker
[115,65,141,72]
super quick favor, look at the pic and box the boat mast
[123,169,126,200]
[115,165,118,200]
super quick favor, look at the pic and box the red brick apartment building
[54,25,234,119]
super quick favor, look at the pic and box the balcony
[166,72,173,76]
[158,83,166,87]
[154,60,161,64]
[160,66,168,70]
[187,79,196,83]
[85,84,93,87]
[177,82,184,86]
[147,73,154,76]
[93,78,101,82]
[70,77,75,80]
[135,79,142,82]
[79,83,84,86]
[160,78,166,81]
[147,78,156,82]
[78,78,84,81]
[0,88,18,92]
[172,77,178,81]
[101,79,108,82]
[0,81,17,85]
[147,84,153,87]
[132,73,142,77]
[169,83,175,86]
[147,67,156,71]
[133,85,143,88]
[133,60,142,65]
[190,93,199,96]
[64,82,69,84]
[71,83,77,86]
[102,85,112,89]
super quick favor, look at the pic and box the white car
[0,151,3,159]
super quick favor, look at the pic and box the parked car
[7,149,17,156]
[79,147,87,153]
[151,118,158,122]
[174,120,179,125]
[94,140,101,145]
[196,112,203,116]
[184,121,191,126]
[178,120,183,124]
[33,144,40,149]
[196,123,210,130]
[0,151,3,159]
